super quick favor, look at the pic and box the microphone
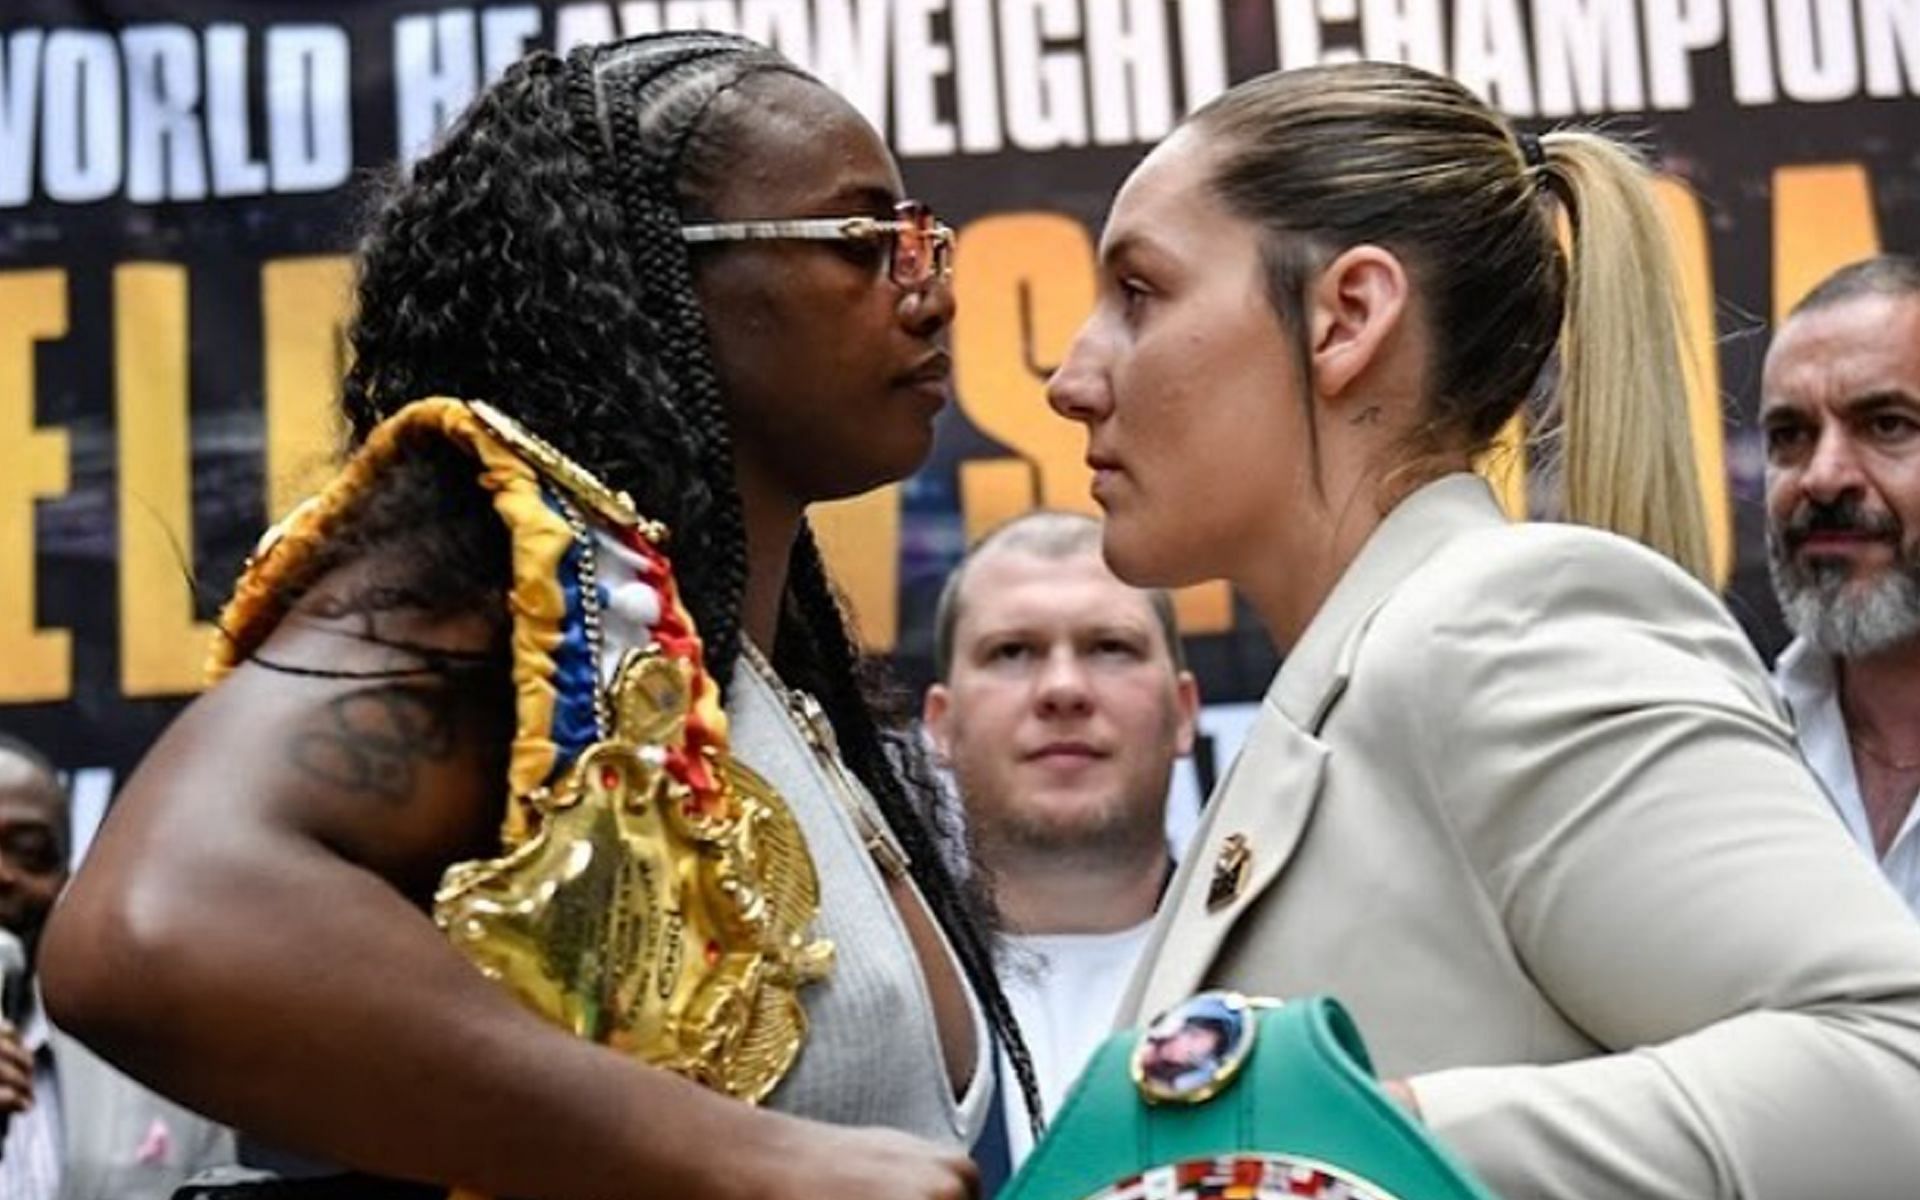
[0,927,23,1026]
[0,926,22,1154]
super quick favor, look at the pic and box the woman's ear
[1305,245,1410,403]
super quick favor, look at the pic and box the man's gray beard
[1769,530,1920,658]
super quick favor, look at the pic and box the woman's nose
[898,274,956,336]
[1047,323,1109,422]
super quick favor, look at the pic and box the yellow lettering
[958,459,1035,546]
[0,270,73,702]
[1774,164,1881,317]
[1170,563,1232,636]
[116,264,216,697]
[953,213,1098,524]
[1479,416,1527,519]
[811,484,900,652]
[1475,181,1733,588]
[952,213,1231,632]
[263,256,353,519]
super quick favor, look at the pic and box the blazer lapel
[1123,475,1510,1025]
[1130,702,1329,1020]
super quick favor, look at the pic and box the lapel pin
[1206,833,1252,913]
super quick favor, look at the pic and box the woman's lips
[894,352,952,408]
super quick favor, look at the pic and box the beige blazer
[1121,474,1920,1199]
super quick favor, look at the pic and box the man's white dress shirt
[1774,636,1920,917]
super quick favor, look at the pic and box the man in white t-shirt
[924,511,1199,1174]
[1763,254,1920,916]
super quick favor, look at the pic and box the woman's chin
[875,415,939,483]
[1101,518,1208,591]
[813,443,932,503]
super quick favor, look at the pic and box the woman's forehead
[702,74,902,216]
[1101,128,1228,261]
[1111,128,1215,224]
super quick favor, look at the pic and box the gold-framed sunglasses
[679,200,955,288]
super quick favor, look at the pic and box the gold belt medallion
[434,641,834,1103]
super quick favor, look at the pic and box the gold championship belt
[212,399,833,1191]
[432,646,834,1101]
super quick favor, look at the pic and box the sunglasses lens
[893,233,926,285]
[891,202,940,286]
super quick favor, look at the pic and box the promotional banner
[2,0,1916,811]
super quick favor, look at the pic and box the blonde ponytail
[1191,64,1715,584]
[1538,132,1713,585]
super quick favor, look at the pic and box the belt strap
[1001,995,1503,1200]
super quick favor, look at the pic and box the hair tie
[1516,130,1546,171]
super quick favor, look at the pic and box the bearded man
[1764,254,1920,917]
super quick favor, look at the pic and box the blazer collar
[1126,706,1331,1020]
[1122,473,1508,1023]
[1270,473,1508,732]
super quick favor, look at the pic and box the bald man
[925,511,1198,1170]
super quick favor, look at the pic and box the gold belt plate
[433,648,834,1102]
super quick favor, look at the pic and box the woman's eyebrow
[1101,230,1178,274]
[815,182,901,216]
[1098,228,1182,280]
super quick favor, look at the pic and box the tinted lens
[890,202,935,286]
[928,227,953,280]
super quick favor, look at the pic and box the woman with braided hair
[44,33,1031,1200]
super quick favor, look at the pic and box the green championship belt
[1002,992,1503,1200]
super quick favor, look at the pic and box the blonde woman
[1048,62,1920,1198]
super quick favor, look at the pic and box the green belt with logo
[1000,992,1504,1200]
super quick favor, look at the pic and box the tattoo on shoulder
[290,685,459,803]
[303,586,424,622]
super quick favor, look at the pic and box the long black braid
[334,32,1043,1133]
[778,526,1046,1140]
[569,34,1043,1134]
[571,35,760,703]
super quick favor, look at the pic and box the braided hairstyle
[338,32,1042,1130]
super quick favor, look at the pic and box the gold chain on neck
[739,641,913,880]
